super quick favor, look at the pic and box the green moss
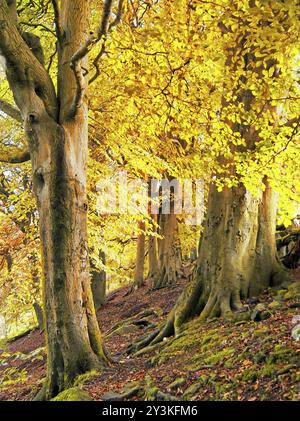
[241,367,259,382]
[267,345,295,364]
[215,382,235,401]
[275,290,287,299]
[156,323,224,365]
[168,377,186,390]
[252,327,270,337]
[74,370,100,387]
[268,301,282,310]
[239,363,277,382]
[199,374,211,384]
[253,351,267,364]
[260,365,277,377]
[291,372,300,382]
[203,347,235,366]
[51,387,92,401]
[0,339,7,350]
[284,281,300,300]
[183,382,202,399]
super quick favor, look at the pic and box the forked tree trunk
[0,0,108,400]
[130,179,289,351]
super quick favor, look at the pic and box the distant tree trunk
[153,207,181,289]
[0,0,108,400]
[148,214,159,283]
[190,247,197,262]
[91,251,106,311]
[132,220,146,290]
[33,302,44,330]
[5,253,13,272]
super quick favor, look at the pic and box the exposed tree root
[125,282,145,296]
[127,182,291,354]
[101,376,179,401]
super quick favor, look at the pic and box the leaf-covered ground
[0,274,299,401]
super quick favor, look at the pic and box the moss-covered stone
[268,301,282,310]
[183,382,202,399]
[74,370,100,387]
[260,310,272,321]
[284,282,300,300]
[51,387,92,401]
[275,289,288,300]
[254,303,266,312]
[253,327,270,337]
[168,377,186,390]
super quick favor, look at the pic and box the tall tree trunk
[91,251,106,311]
[148,213,159,283]
[130,179,289,351]
[0,0,108,400]
[132,220,146,290]
[38,2,108,399]
[154,211,181,289]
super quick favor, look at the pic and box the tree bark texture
[91,251,106,311]
[148,213,159,283]
[0,0,108,400]
[154,212,181,289]
[133,220,146,289]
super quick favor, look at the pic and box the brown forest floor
[0,273,299,401]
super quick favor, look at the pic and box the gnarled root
[101,376,179,402]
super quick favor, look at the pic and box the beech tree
[128,0,300,351]
[1,0,299,400]
[0,0,124,400]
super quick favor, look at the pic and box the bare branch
[47,42,58,73]
[0,99,22,123]
[69,0,114,114]
[88,43,106,85]
[0,147,30,164]
[0,0,58,119]
[51,0,63,40]
[109,0,124,30]
[90,0,124,85]
[98,0,114,38]
[20,21,56,36]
